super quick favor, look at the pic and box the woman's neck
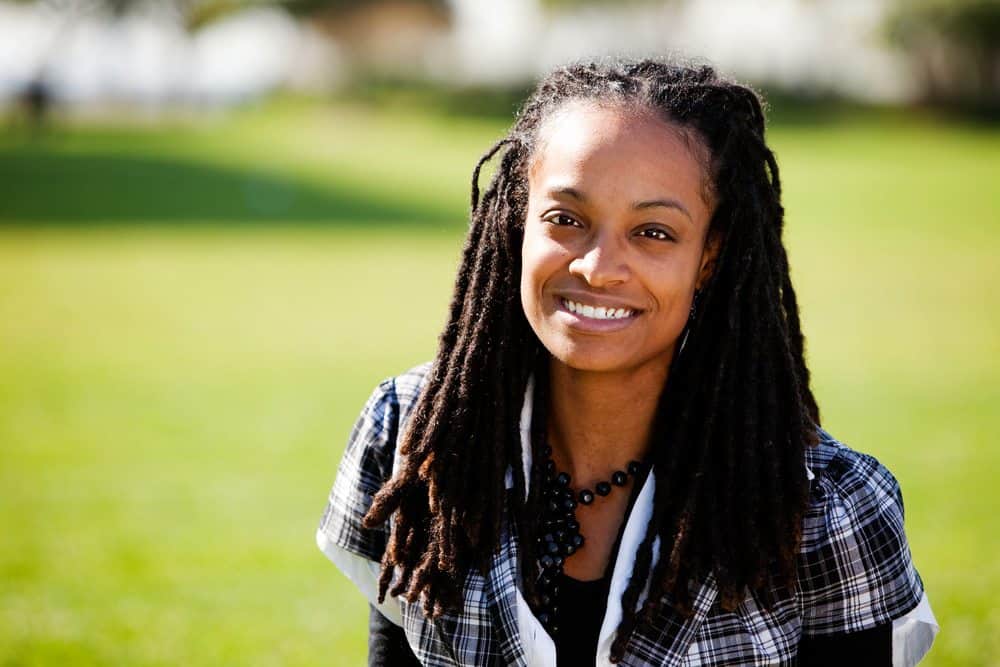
[545,357,668,487]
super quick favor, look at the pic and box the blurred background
[0,0,997,664]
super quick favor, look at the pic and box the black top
[798,623,892,665]
[553,572,611,667]
[368,604,421,667]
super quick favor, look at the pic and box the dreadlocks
[362,59,820,661]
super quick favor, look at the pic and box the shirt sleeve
[797,447,938,664]
[316,377,404,626]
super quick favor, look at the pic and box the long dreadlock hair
[363,58,820,661]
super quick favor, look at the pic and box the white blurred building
[0,0,915,110]
[435,0,915,102]
[0,0,341,108]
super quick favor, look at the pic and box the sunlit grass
[0,101,997,665]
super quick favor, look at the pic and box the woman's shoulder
[797,426,925,635]
[802,427,908,528]
[316,360,434,566]
[368,360,434,416]
[392,359,435,412]
[345,359,434,467]
[352,360,434,442]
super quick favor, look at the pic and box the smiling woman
[315,59,939,666]
[521,101,716,381]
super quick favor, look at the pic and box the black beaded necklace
[533,444,645,636]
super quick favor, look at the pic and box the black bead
[550,623,559,635]
[556,472,571,487]
[612,471,628,486]
[627,460,641,475]
[546,541,560,555]
[572,534,584,548]
[563,544,576,556]
[540,555,554,569]
[562,498,577,511]
[566,518,580,531]
[579,489,595,505]
[547,500,559,513]
[544,460,556,475]
[555,529,567,542]
[540,594,552,606]
[595,482,612,496]
[543,532,555,543]
[538,612,551,625]
[552,555,564,567]
[542,446,552,458]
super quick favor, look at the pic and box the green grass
[1,100,998,665]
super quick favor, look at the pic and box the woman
[316,60,939,666]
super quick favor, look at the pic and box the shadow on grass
[0,148,458,226]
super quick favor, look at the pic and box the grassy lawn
[0,100,997,665]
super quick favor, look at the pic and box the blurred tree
[293,1,450,83]
[885,0,1000,114]
[280,0,446,17]
[191,0,449,30]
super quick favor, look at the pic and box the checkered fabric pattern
[317,362,925,666]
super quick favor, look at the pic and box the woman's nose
[568,234,630,287]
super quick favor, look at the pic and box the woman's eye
[638,227,674,242]
[547,214,580,227]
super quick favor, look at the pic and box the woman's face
[520,101,718,376]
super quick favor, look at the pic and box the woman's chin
[546,343,668,377]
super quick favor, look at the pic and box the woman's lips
[555,297,641,332]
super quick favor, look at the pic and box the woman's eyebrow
[547,186,588,202]
[546,186,693,222]
[633,198,693,222]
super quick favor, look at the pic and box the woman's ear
[696,231,721,291]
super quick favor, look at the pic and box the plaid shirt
[317,362,938,666]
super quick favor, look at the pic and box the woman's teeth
[561,299,635,320]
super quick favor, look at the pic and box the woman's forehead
[528,101,714,210]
